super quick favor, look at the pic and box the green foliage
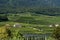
[0,7,60,16]
[53,27,60,40]
[0,14,9,22]
[0,27,11,39]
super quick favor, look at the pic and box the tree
[53,27,60,40]
[0,14,9,22]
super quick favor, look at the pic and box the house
[49,24,59,27]
[49,25,53,27]
[13,23,22,28]
[55,24,59,27]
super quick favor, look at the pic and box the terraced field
[0,13,59,40]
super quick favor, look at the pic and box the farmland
[0,13,59,40]
[0,0,60,40]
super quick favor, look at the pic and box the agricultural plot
[0,13,59,40]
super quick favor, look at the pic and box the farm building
[49,24,59,27]
[55,24,59,27]
[13,23,22,27]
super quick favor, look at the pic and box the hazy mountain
[0,0,60,7]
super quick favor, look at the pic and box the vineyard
[0,13,59,40]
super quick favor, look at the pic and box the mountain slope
[0,0,60,7]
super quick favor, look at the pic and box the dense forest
[0,7,60,16]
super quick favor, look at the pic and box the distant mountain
[0,0,60,7]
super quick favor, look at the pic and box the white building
[49,24,59,27]
[13,23,22,28]
[55,24,59,27]
[49,25,53,27]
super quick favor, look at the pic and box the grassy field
[0,13,59,40]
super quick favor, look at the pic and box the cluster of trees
[53,27,60,40]
[0,14,8,22]
[0,25,24,40]
[0,7,60,16]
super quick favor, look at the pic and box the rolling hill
[0,0,60,7]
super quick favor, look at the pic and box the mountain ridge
[0,0,60,7]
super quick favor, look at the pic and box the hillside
[0,0,60,16]
[0,0,60,7]
[0,0,60,40]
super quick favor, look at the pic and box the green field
[0,13,59,40]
